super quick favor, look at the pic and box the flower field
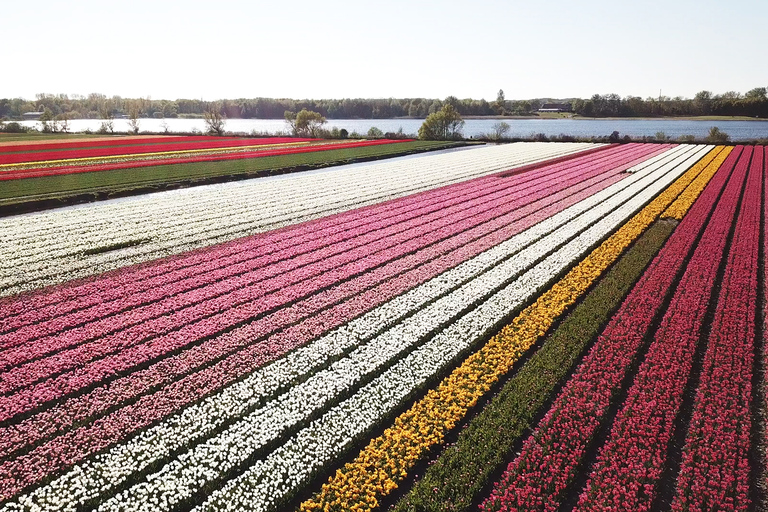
[0,136,400,180]
[0,141,766,512]
[0,135,458,214]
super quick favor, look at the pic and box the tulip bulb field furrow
[1,139,766,512]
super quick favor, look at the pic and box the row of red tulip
[480,147,740,511]
[669,145,763,511]
[574,146,751,511]
[0,136,310,164]
[0,135,232,154]
[0,139,401,181]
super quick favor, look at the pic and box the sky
[2,0,767,102]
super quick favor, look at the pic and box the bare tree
[57,112,73,133]
[126,100,142,134]
[490,121,510,140]
[203,102,226,135]
[98,100,114,133]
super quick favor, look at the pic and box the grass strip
[394,219,675,512]
[0,140,458,204]
[297,148,722,512]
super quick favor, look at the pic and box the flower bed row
[0,137,312,165]
[0,145,696,508]
[391,147,725,512]
[478,146,739,512]
[0,143,621,327]
[668,145,763,512]
[0,135,233,154]
[574,146,752,512]
[0,143,597,296]
[0,143,644,355]
[298,146,715,512]
[0,148,642,413]
[0,147,638,469]
[0,140,397,181]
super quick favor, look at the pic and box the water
[15,117,768,141]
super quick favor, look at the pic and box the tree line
[1,88,767,121]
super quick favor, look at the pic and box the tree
[706,126,730,143]
[745,87,767,101]
[284,109,326,137]
[367,126,384,138]
[418,104,465,140]
[203,102,226,135]
[694,90,713,115]
[126,100,142,134]
[56,112,72,133]
[98,101,114,133]
[494,89,506,115]
[490,121,510,140]
[39,108,56,133]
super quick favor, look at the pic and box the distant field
[0,136,463,212]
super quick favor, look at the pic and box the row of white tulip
[0,145,704,512]
[0,143,596,296]
[4,143,589,269]
[193,144,714,512]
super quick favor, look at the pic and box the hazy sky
[3,0,767,101]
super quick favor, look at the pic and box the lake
[16,117,768,141]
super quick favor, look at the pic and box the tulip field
[0,140,766,512]
[0,134,456,212]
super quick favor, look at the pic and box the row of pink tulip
[0,149,660,410]
[0,151,639,403]
[0,145,644,360]
[0,159,632,469]
[479,147,741,512]
[668,146,763,511]
[0,144,665,335]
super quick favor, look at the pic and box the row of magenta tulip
[1,143,596,297]
[478,146,736,511]
[573,146,753,511]
[668,145,763,511]
[390,146,725,512]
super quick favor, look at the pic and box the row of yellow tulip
[662,145,733,219]
[298,146,727,512]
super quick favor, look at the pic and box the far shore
[459,114,768,121]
